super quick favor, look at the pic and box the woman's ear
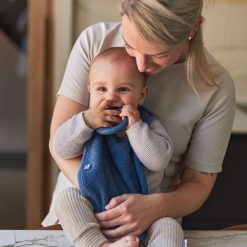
[188,17,203,40]
[138,86,148,105]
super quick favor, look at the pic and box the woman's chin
[146,67,163,75]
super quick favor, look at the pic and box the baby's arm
[126,119,173,171]
[53,112,94,159]
[53,102,122,159]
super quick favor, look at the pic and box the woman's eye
[153,54,169,59]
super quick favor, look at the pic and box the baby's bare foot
[101,236,139,247]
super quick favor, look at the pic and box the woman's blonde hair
[120,0,217,91]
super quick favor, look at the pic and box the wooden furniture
[223,224,247,231]
[38,224,63,230]
[39,223,247,231]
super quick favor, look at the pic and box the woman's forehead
[122,15,171,55]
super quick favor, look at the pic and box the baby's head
[88,47,148,109]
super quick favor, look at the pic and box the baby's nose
[106,91,118,100]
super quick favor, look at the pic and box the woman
[43,0,235,246]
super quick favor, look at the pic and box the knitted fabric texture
[77,106,153,240]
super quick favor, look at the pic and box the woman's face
[122,15,188,75]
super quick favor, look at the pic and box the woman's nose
[135,54,149,72]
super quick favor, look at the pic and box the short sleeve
[186,71,235,173]
[58,26,93,106]
[57,22,123,106]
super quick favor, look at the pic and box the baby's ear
[139,86,148,105]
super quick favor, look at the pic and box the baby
[53,48,184,247]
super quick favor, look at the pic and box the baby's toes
[125,236,139,247]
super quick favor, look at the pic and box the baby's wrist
[82,110,95,129]
[128,117,140,127]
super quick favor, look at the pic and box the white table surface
[0,230,247,247]
[184,230,247,247]
[0,230,72,247]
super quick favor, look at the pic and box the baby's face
[88,58,147,109]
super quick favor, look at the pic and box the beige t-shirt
[42,22,235,226]
[59,21,235,183]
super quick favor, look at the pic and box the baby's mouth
[105,105,123,111]
[104,105,123,126]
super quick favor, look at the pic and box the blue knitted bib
[77,106,153,240]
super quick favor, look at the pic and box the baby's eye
[97,87,107,92]
[118,87,130,92]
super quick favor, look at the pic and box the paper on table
[183,239,188,247]
[0,230,73,247]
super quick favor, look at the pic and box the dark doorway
[0,0,27,229]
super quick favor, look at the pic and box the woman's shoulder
[205,50,234,89]
[83,21,121,33]
[202,51,235,116]
[77,21,122,43]
[75,21,124,56]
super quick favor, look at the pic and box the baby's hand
[83,101,121,129]
[83,108,121,129]
[119,105,140,129]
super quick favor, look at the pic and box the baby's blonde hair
[120,0,217,91]
[90,47,147,87]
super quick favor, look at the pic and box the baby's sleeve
[53,112,94,159]
[127,119,173,172]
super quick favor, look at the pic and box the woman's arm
[49,95,87,187]
[95,166,217,238]
[156,166,217,217]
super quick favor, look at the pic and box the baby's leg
[143,217,184,247]
[54,187,107,247]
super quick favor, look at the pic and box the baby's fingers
[97,99,108,109]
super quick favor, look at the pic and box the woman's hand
[95,194,159,239]
[94,166,217,240]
